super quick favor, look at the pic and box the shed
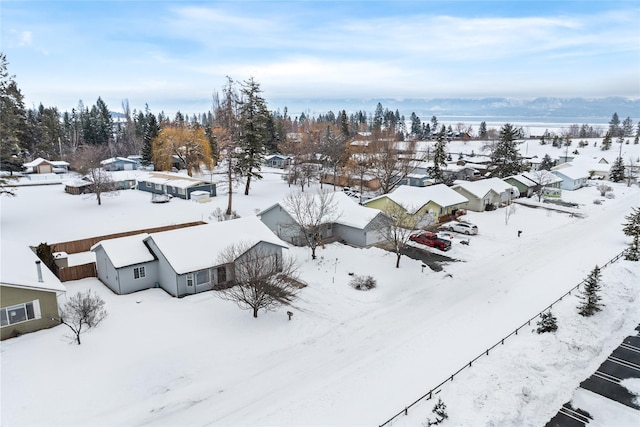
[100,157,139,171]
[23,158,54,174]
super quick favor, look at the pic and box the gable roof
[521,170,563,185]
[552,165,590,180]
[0,241,65,293]
[91,233,155,268]
[368,184,468,214]
[505,174,538,187]
[139,171,211,189]
[100,157,138,165]
[146,217,288,275]
[452,178,515,199]
[23,157,53,167]
[258,192,385,230]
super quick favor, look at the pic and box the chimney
[35,260,43,282]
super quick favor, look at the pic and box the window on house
[1,300,41,328]
[217,266,227,283]
[187,274,194,287]
[196,270,209,285]
[133,266,146,279]
[177,187,185,195]
[145,182,151,188]
[154,184,161,191]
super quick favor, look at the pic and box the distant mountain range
[270,96,640,123]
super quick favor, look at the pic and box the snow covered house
[364,184,469,225]
[100,157,138,171]
[451,178,518,212]
[22,158,54,174]
[521,170,563,190]
[92,217,288,297]
[264,154,292,169]
[504,174,538,198]
[1,242,66,340]
[137,172,216,200]
[551,164,590,190]
[258,192,389,247]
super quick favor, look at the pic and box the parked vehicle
[409,231,452,251]
[443,221,478,235]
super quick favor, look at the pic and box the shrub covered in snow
[536,311,558,334]
[349,275,376,291]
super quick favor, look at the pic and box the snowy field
[2,138,640,426]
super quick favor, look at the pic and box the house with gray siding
[91,217,288,297]
[258,192,389,247]
[101,157,139,171]
[137,171,216,200]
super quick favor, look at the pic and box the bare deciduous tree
[217,242,299,318]
[596,183,612,197]
[70,144,116,205]
[376,202,434,268]
[57,290,108,345]
[529,170,557,201]
[282,190,341,260]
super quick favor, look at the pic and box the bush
[424,397,448,426]
[605,192,615,199]
[349,275,376,291]
[593,199,602,205]
[485,202,496,211]
[536,311,558,334]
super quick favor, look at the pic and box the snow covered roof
[392,184,469,213]
[260,192,385,230]
[50,160,70,167]
[331,192,386,229]
[505,174,537,187]
[100,157,137,165]
[23,157,53,167]
[552,165,590,180]
[452,178,515,199]
[147,217,288,275]
[521,170,563,185]
[0,241,65,293]
[140,172,210,189]
[91,233,155,269]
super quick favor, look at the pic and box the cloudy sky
[2,0,639,115]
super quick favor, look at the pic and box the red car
[409,231,452,251]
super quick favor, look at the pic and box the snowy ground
[2,141,640,426]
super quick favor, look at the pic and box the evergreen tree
[539,154,554,171]
[609,112,620,137]
[141,111,159,167]
[237,77,269,195]
[373,102,384,131]
[622,116,634,137]
[479,121,488,139]
[339,110,349,138]
[428,129,448,183]
[426,397,448,426]
[609,156,625,183]
[577,266,604,317]
[622,207,640,261]
[536,311,558,333]
[410,112,422,138]
[601,132,612,150]
[430,116,438,137]
[0,53,27,195]
[490,123,524,178]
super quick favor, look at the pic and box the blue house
[137,172,216,200]
[101,157,139,171]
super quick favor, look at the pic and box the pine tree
[428,129,448,183]
[577,266,604,317]
[601,132,612,151]
[622,207,640,261]
[609,112,620,137]
[0,53,27,195]
[539,154,554,171]
[536,311,558,333]
[141,112,159,167]
[490,123,524,178]
[237,77,269,195]
[426,397,448,426]
[410,112,422,138]
[609,156,625,183]
[479,121,487,139]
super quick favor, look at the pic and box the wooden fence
[57,263,97,282]
[50,221,207,254]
